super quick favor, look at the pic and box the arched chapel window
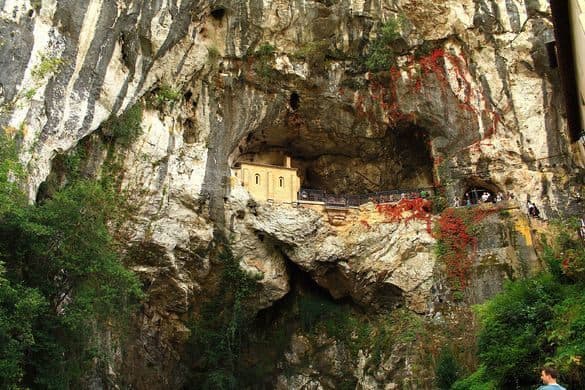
[279,177,284,187]
[255,174,260,185]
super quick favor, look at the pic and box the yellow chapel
[231,156,301,203]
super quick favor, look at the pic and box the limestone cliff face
[1,0,581,387]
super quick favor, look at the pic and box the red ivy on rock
[434,207,497,291]
[376,198,433,233]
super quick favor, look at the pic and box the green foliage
[31,53,65,81]
[297,292,372,357]
[207,46,220,62]
[24,88,36,100]
[432,193,448,214]
[152,84,181,107]
[292,40,332,72]
[543,218,585,282]
[451,365,497,390]
[253,61,278,81]
[0,134,142,388]
[476,275,560,386]
[102,103,143,146]
[365,19,400,72]
[414,40,438,59]
[0,263,45,389]
[435,347,461,389]
[455,222,585,388]
[370,308,423,367]
[293,40,328,61]
[254,43,276,58]
[62,146,87,181]
[458,276,584,387]
[0,133,26,212]
[30,0,42,11]
[548,284,585,383]
[186,249,261,389]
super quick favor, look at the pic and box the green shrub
[31,53,65,81]
[30,0,42,11]
[153,84,181,107]
[451,365,497,390]
[0,133,143,387]
[102,102,143,146]
[292,40,330,70]
[542,218,585,282]
[456,219,585,389]
[435,348,461,389]
[0,263,46,389]
[254,43,276,57]
[207,46,220,62]
[365,19,400,72]
[0,133,25,212]
[24,88,36,99]
[475,275,561,386]
[186,249,261,389]
[0,155,142,388]
[253,62,278,81]
[431,194,448,214]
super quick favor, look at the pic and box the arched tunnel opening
[461,179,504,205]
[231,119,435,196]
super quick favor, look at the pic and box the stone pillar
[242,168,249,187]
[267,171,274,200]
[290,174,296,202]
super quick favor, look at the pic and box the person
[481,192,490,203]
[579,218,585,241]
[453,196,461,207]
[496,192,503,202]
[464,192,471,206]
[537,366,566,390]
[529,202,541,219]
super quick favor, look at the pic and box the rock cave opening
[461,179,504,205]
[237,258,363,386]
[231,119,435,197]
[210,6,226,20]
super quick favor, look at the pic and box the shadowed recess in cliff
[231,116,434,195]
[226,258,369,388]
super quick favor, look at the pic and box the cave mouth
[210,7,226,20]
[235,259,364,387]
[255,259,361,325]
[231,121,435,195]
[461,179,504,205]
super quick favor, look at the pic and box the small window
[255,174,260,185]
[279,177,285,187]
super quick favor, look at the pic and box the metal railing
[298,187,435,207]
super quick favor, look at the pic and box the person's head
[540,366,559,384]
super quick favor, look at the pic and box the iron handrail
[298,187,435,207]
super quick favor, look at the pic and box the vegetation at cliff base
[186,249,262,389]
[451,219,585,389]
[0,134,142,388]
